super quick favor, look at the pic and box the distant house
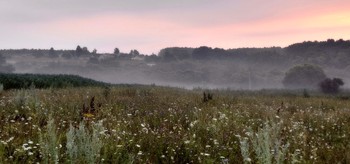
[147,63,156,67]
[131,56,145,61]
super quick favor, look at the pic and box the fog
[2,40,350,90]
[5,57,282,90]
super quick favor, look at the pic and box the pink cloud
[25,2,350,53]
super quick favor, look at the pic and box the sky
[1,0,350,54]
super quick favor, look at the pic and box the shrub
[39,117,60,163]
[66,121,104,163]
[239,137,251,163]
[319,78,344,94]
[239,121,290,164]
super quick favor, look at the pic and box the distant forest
[1,39,350,89]
[0,73,109,90]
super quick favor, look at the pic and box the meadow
[0,86,349,163]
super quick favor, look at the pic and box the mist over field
[2,1,350,163]
[1,0,350,90]
[1,39,350,89]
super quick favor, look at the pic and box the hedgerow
[0,73,108,90]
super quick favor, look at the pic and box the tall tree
[283,64,327,89]
[82,47,90,54]
[129,49,140,56]
[92,49,97,54]
[114,48,120,55]
[49,47,58,58]
[76,45,83,56]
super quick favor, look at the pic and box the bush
[238,121,291,164]
[319,78,344,94]
[39,117,60,163]
[66,121,104,163]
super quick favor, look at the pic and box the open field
[0,86,349,163]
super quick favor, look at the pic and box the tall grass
[0,86,349,163]
[0,83,3,93]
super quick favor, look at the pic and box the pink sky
[1,0,350,54]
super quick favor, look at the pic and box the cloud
[1,0,350,53]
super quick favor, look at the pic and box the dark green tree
[319,78,344,94]
[82,47,90,54]
[129,49,140,56]
[49,47,58,58]
[49,47,55,54]
[76,45,83,56]
[92,49,97,54]
[114,48,120,55]
[283,64,327,89]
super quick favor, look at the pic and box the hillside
[1,39,350,89]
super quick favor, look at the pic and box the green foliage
[319,78,344,94]
[0,73,109,90]
[66,121,104,164]
[1,39,350,88]
[283,64,327,89]
[239,137,250,163]
[251,121,289,164]
[0,86,350,163]
[158,47,193,61]
[39,117,60,164]
[238,121,291,164]
[129,49,140,56]
[113,48,120,55]
[75,45,83,56]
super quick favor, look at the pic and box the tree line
[1,39,349,90]
[0,73,109,90]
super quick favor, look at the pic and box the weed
[240,121,291,164]
[0,86,349,163]
[39,116,59,164]
[66,121,104,163]
[203,92,213,102]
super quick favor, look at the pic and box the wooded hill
[1,39,349,89]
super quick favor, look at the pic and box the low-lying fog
[2,40,350,90]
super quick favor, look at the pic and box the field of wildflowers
[0,86,349,163]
